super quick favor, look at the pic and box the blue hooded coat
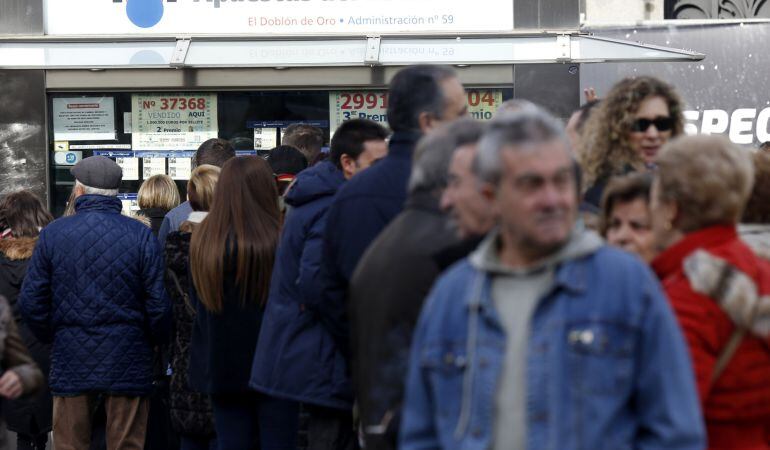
[250,161,352,409]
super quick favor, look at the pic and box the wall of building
[584,0,664,23]
[0,0,48,201]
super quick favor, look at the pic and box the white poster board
[52,97,116,141]
[132,93,218,150]
[45,0,514,35]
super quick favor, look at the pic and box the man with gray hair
[400,109,705,449]
[20,156,170,449]
[349,118,484,449]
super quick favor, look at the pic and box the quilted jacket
[19,195,171,397]
[652,225,770,449]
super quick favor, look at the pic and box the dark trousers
[257,395,299,450]
[306,405,357,450]
[179,435,217,450]
[16,433,48,450]
[210,393,259,450]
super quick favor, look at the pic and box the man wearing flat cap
[19,156,171,449]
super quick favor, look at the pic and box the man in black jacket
[349,118,486,449]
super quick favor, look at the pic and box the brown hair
[656,135,754,232]
[187,165,221,212]
[599,173,652,236]
[742,151,770,224]
[579,76,685,190]
[195,138,236,168]
[0,190,53,238]
[190,157,281,312]
[138,174,180,211]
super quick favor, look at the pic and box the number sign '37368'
[329,90,503,133]
[132,93,218,151]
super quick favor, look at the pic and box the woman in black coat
[0,191,53,450]
[188,157,282,450]
[164,165,220,450]
[137,174,180,236]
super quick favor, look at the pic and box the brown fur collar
[0,237,37,261]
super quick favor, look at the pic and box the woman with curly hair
[579,76,685,207]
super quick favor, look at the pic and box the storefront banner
[329,89,504,133]
[116,157,140,181]
[45,0,514,36]
[53,97,116,141]
[168,157,193,180]
[132,93,218,151]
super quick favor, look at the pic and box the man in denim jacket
[400,108,705,450]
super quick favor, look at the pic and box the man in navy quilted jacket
[19,156,171,450]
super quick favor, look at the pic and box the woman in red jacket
[650,134,770,449]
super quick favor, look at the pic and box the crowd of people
[0,63,769,450]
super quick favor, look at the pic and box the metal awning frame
[0,31,705,70]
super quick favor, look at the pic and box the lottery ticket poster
[328,90,503,134]
[132,94,218,150]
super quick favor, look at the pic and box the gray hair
[474,108,568,185]
[494,99,539,116]
[75,180,119,197]
[408,118,486,195]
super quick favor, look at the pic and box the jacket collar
[74,195,123,214]
[404,190,442,214]
[0,237,37,261]
[651,224,738,279]
[387,131,422,159]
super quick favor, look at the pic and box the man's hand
[0,370,24,399]
[584,87,598,102]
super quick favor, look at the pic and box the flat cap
[70,156,123,189]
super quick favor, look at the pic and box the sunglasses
[631,117,674,132]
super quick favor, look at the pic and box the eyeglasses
[631,117,674,132]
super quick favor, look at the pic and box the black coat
[163,232,215,437]
[188,245,265,395]
[138,208,170,237]
[348,192,465,449]
[0,237,52,436]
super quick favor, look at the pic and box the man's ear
[73,184,85,198]
[339,154,356,178]
[418,111,436,133]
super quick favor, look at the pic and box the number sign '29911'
[329,89,503,133]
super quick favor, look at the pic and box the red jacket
[652,225,770,449]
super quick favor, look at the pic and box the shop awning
[0,33,704,69]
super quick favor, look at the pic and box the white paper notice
[116,157,139,181]
[53,97,116,141]
[254,128,278,150]
[124,112,133,134]
[168,157,192,180]
[254,128,283,150]
[142,158,166,179]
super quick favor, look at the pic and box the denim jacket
[400,244,705,450]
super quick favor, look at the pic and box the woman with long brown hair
[187,156,281,450]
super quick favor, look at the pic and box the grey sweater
[469,227,603,450]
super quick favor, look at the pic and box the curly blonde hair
[579,76,685,190]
